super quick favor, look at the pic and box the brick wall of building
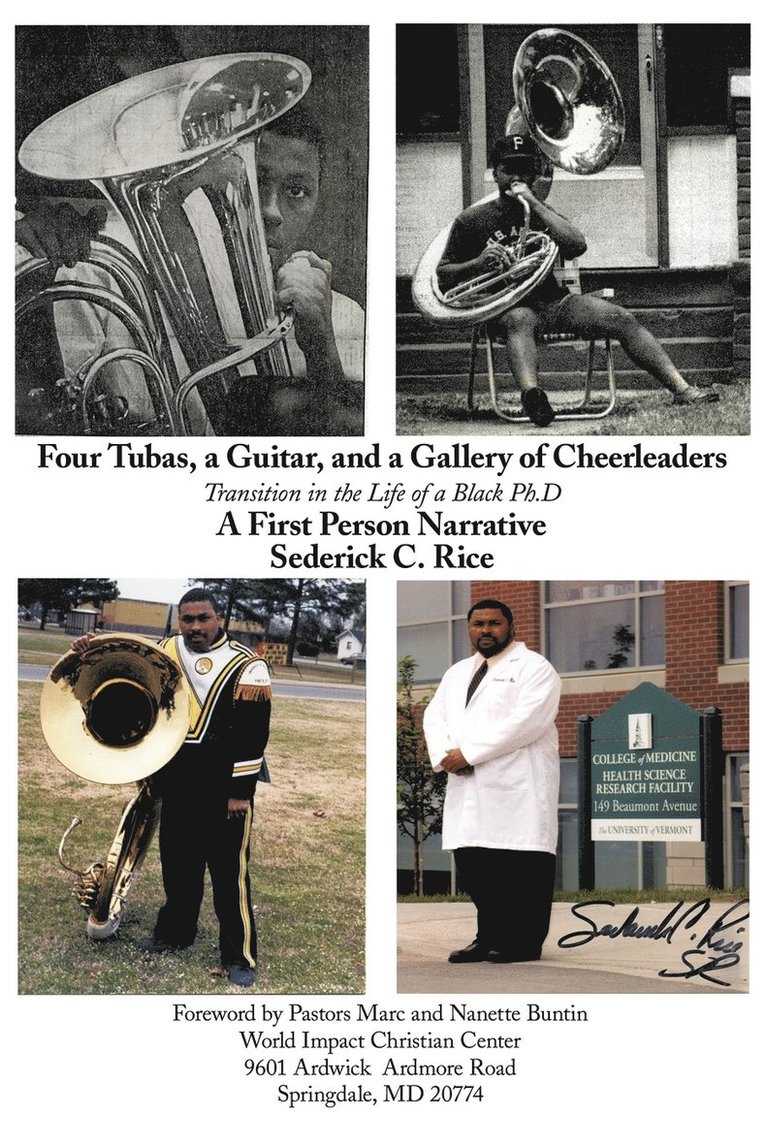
[732,86,750,378]
[470,581,749,756]
[734,95,751,259]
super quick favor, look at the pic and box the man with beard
[422,599,561,964]
[71,588,271,987]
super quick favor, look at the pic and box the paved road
[19,662,364,703]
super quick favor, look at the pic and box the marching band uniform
[150,631,271,971]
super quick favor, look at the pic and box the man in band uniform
[72,587,271,988]
[437,134,720,427]
[423,599,561,964]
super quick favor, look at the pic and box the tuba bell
[412,28,625,324]
[17,53,311,435]
[41,634,191,939]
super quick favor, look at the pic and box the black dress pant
[154,789,258,969]
[454,847,556,956]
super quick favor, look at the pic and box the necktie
[465,658,488,705]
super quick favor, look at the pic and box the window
[556,760,578,891]
[725,581,749,662]
[397,581,473,683]
[396,25,461,139]
[725,754,749,887]
[663,24,750,132]
[544,581,665,674]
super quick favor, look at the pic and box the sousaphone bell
[41,635,191,939]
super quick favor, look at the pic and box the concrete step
[397,306,733,344]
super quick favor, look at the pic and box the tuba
[41,635,191,939]
[17,53,311,435]
[412,28,625,324]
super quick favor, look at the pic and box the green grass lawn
[17,627,72,663]
[19,681,365,995]
[397,381,750,436]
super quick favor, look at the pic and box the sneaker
[228,964,255,988]
[673,385,720,405]
[521,387,556,426]
[138,936,181,955]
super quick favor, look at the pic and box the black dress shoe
[487,950,541,964]
[448,941,490,963]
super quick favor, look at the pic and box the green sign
[590,682,702,842]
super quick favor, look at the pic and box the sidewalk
[397,900,748,995]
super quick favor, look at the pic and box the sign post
[701,706,724,888]
[577,714,595,890]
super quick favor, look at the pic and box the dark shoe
[487,950,541,963]
[448,940,490,964]
[228,964,255,988]
[138,936,181,955]
[521,387,555,426]
[673,385,719,405]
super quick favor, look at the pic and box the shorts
[487,293,572,341]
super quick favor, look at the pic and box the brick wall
[469,580,749,756]
[732,85,750,378]
[734,96,751,258]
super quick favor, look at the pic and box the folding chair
[466,265,617,423]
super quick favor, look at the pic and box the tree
[189,578,365,663]
[397,656,446,895]
[17,578,119,630]
[607,623,636,669]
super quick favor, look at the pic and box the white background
[4,2,760,1142]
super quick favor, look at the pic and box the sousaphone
[41,635,191,939]
[412,28,625,324]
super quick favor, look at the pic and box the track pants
[154,789,258,969]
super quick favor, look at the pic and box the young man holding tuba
[17,109,364,436]
[16,30,365,436]
[436,133,720,427]
[70,589,271,988]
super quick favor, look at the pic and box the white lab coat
[423,642,561,854]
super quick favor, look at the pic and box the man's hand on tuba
[16,201,107,268]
